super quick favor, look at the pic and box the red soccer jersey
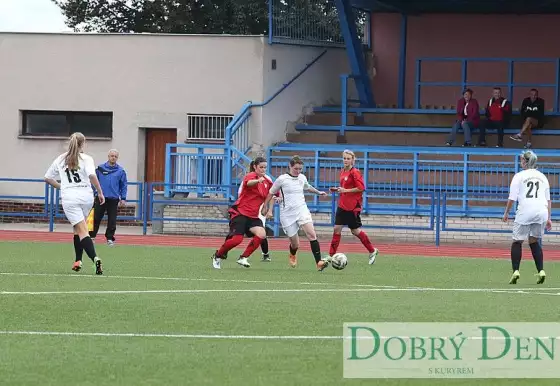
[338,167,365,212]
[230,172,272,219]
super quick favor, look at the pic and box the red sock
[217,234,243,257]
[356,231,375,253]
[241,236,264,258]
[329,233,341,255]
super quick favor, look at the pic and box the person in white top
[503,150,551,285]
[261,155,330,271]
[44,132,105,275]
[233,167,274,262]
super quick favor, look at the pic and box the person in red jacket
[327,150,379,265]
[478,87,511,147]
[211,157,270,269]
[446,89,480,147]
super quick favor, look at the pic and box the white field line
[0,288,559,296]
[0,272,396,289]
[2,272,560,293]
[0,330,559,340]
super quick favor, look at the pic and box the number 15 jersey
[45,152,96,203]
[508,168,551,225]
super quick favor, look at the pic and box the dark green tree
[53,0,365,44]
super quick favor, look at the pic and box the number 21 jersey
[45,152,97,202]
[508,168,550,224]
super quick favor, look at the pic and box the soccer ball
[331,253,348,270]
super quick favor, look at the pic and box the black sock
[310,239,322,263]
[289,244,298,256]
[80,236,98,262]
[261,238,269,255]
[511,242,522,271]
[73,235,83,262]
[529,242,544,272]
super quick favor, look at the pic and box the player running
[211,157,271,269]
[326,150,378,264]
[503,150,551,284]
[261,155,330,271]
[44,132,105,275]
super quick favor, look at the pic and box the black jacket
[520,97,545,126]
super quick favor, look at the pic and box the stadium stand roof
[352,0,560,14]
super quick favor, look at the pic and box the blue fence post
[461,59,467,92]
[362,151,369,214]
[224,146,231,200]
[48,185,54,232]
[435,191,441,246]
[268,0,274,45]
[314,150,320,209]
[397,14,408,109]
[415,59,421,109]
[341,74,348,136]
[462,153,469,214]
[273,204,280,237]
[508,60,514,104]
[331,192,337,225]
[412,152,418,212]
[196,147,204,197]
[142,183,149,235]
[552,58,560,113]
[164,143,172,199]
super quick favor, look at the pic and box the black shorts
[334,208,362,230]
[228,214,263,238]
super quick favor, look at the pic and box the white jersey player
[235,169,273,262]
[503,150,551,285]
[261,155,330,271]
[44,132,105,275]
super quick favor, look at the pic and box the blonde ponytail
[65,132,86,170]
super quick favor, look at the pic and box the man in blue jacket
[90,149,128,246]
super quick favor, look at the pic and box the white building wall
[0,32,347,201]
[0,32,266,198]
[259,45,349,149]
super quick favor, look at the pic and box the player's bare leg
[301,223,329,271]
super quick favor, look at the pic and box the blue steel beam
[397,14,407,108]
[335,0,375,107]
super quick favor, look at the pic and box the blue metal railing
[4,179,560,247]
[268,0,370,48]
[268,145,560,216]
[415,57,560,112]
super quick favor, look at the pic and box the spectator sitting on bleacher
[478,87,511,148]
[510,89,545,149]
[446,88,479,147]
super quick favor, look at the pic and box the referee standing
[90,149,128,246]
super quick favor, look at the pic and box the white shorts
[512,222,546,241]
[281,209,313,238]
[62,200,93,226]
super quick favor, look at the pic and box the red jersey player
[327,150,379,264]
[212,157,271,269]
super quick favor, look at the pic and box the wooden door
[145,128,177,191]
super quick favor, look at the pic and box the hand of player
[257,177,265,183]
[119,200,126,207]
[260,206,268,217]
[266,210,273,219]
[546,219,552,231]
[502,213,508,223]
[318,191,328,196]
[98,193,106,205]
[273,196,283,203]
